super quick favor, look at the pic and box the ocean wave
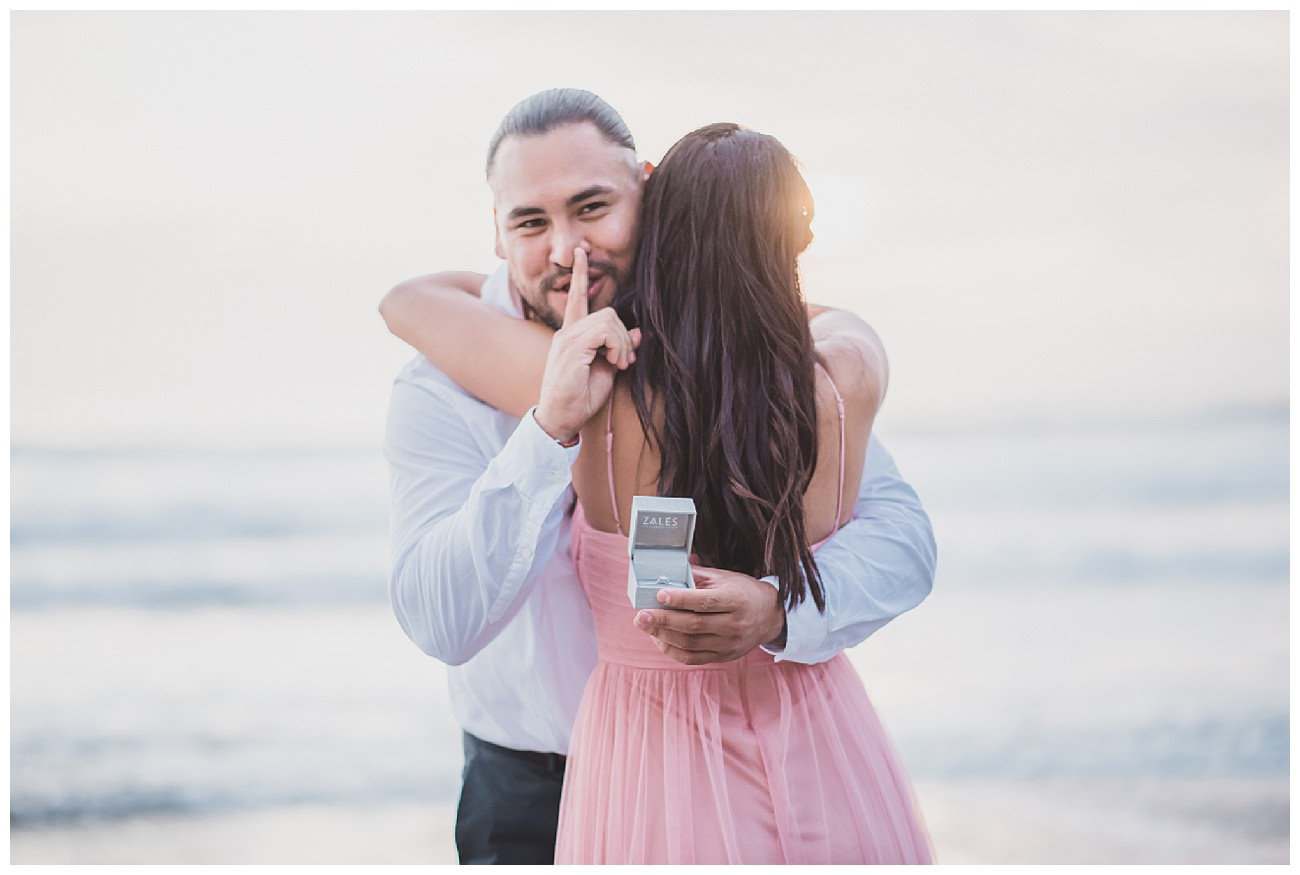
[11,508,383,547]
[10,418,1287,606]
[11,605,465,828]
[12,533,391,609]
[10,573,388,610]
[9,779,453,829]
[11,447,390,547]
[901,711,1289,780]
[10,726,463,828]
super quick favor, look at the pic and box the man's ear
[641,160,654,181]
[492,208,505,260]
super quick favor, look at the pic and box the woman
[384,123,931,864]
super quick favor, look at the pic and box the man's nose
[549,221,591,267]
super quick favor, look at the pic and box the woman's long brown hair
[614,123,825,612]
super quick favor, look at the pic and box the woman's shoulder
[809,307,889,411]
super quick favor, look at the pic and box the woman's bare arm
[379,272,553,418]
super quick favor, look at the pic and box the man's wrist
[765,614,788,651]
[532,407,579,447]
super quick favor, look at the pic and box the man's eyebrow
[567,186,615,208]
[506,205,545,222]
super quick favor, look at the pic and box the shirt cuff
[493,407,579,496]
[757,574,827,663]
[757,575,786,656]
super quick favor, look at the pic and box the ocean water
[9,412,1289,863]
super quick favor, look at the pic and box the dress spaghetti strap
[605,397,625,536]
[814,361,846,543]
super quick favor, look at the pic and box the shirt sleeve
[765,434,937,664]
[383,364,579,666]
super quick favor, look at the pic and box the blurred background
[10,10,1288,864]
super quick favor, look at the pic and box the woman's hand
[533,249,641,443]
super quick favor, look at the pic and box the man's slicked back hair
[486,88,636,178]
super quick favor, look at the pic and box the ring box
[627,495,697,610]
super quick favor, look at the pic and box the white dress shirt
[384,264,937,755]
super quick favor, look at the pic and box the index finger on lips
[563,248,589,327]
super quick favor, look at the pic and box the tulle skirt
[554,509,932,864]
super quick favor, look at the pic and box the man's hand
[534,249,640,442]
[632,566,787,665]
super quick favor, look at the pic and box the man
[382,88,935,865]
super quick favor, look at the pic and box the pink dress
[554,373,933,864]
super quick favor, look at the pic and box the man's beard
[517,259,622,331]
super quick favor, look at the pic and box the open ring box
[627,495,697,610]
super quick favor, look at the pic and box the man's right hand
[632,566,787,664]
[533,249,640,443]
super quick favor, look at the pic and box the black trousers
[456,731,567,865]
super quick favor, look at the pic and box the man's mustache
[541,259,620,294]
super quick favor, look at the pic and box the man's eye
[578,202,608,215]
[516,219,545,231]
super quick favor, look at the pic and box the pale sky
[11,11,1289,448]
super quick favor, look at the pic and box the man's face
[490,122,645,330]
